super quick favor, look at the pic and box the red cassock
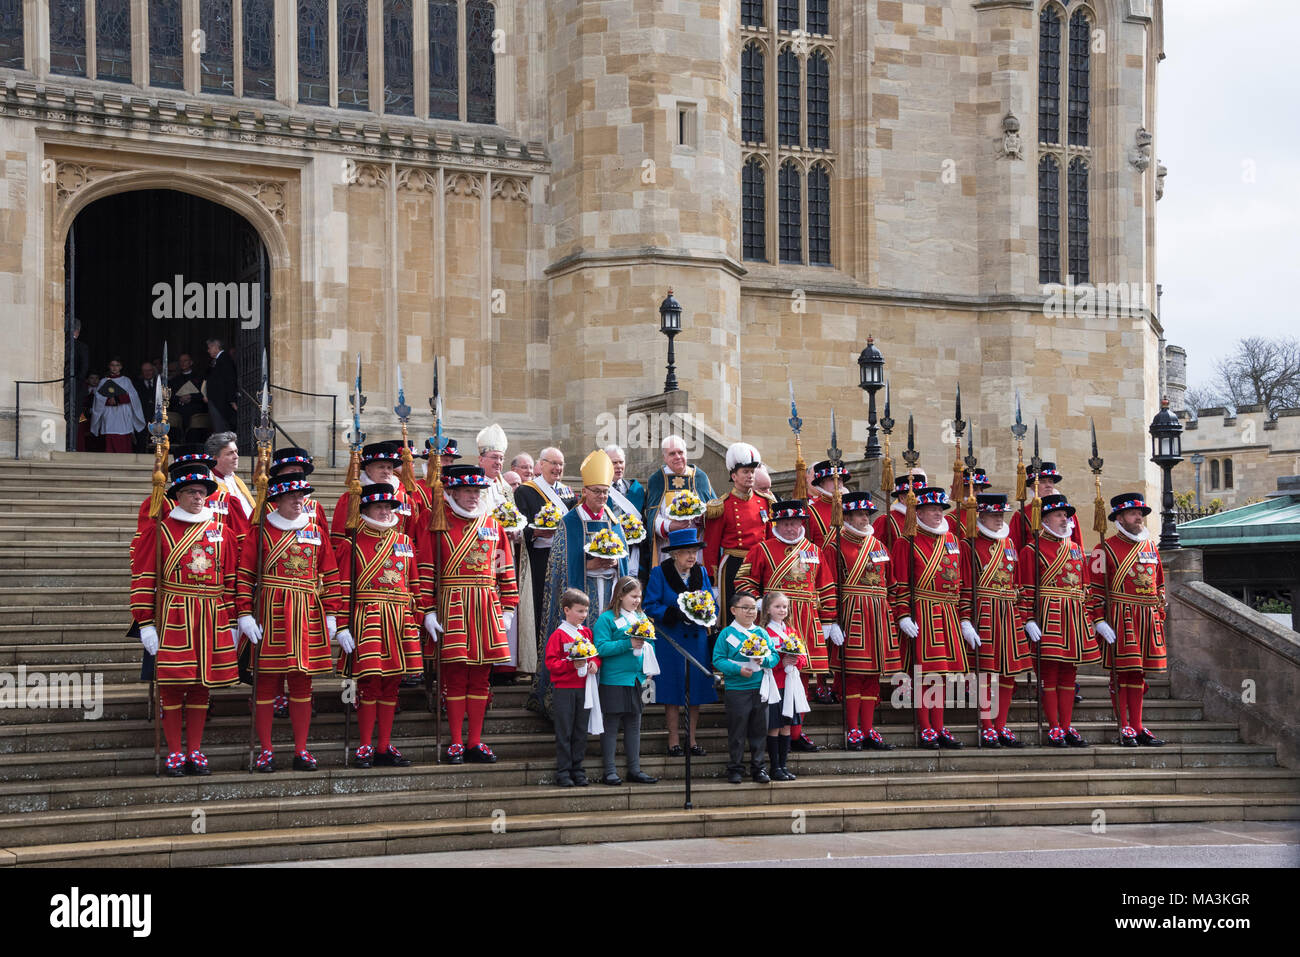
[871,507,907,551]
[334,523,427,678]
[330,483,425,551]
[236,516,343,675]
[1009,505,1083,554]
[960,533,1034,675]
[826,527,904,675]
[701,490,770,580]
[1096,533,1167,672]
[736,537,837,672]
[889,528,968,674]
[130,511,241,687]
[805,495,834,549]
[1015,533,1102,665]
[422,512,519,665]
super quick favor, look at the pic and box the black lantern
[1149,396,1184,549]
[857,335,885,459]
[659,288,683,393]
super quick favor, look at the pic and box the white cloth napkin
[782,663,810,719]
[641,641,661,677]
[584,670,604,734]
[759,664,782,705]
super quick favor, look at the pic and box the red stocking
[862,676,880,732]
[843,673,864,729]
[466,665,491,747]
[356,677,379,749]
[288,673,313,752]
[1127,676,1146,730]
[1056,664,1078,729]
[376,675,401,753]
[160,686,185,756]
[184,685,211,754]
[254,673,278,751]
[443,661,467,746]
[995,676,1016,731]
[1039,661,1061,729]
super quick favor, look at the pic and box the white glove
[502,610,515,631]
[823,622,845,647]
[336,628,356,655]
[140,624,159,656]
[577,663,589,677]
[1025,620,1042,643]
[960,619,982,650]
[229,629,240,650]
[899,616,919,639]
[326,615,338,641]
[1095,620,1117,645]
[238,614,263,645]
[424,611,444,639]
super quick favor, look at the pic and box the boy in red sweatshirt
[545,588,601,786]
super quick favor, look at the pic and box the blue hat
[663,527,702,552]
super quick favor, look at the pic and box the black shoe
[445,744,465,764]
[465,743,497,763]
[997,729,1025,749]
[1136,728,1165,747]
[727,769,744,784]
[572,773,590,786]
[626,771,658,784]
[1118,734,1138,747]
[254,749,275,773]
[293,751,318,772]
[373,747,412,767]
[602,773,624,786]
[1064,727,1088,748]
[666,744,684,757]
[752,767,771,784]
[689,743,707,757]
[353,746,374,769]
[771,766,796,782]
[185,751,211,776]
[164,752,186,777]
[1045,729,1068,748]
[980,729,1001,748]
[918,731,940,750]
[555,773,575,788]
[790,734,820,753]
[937,729,964,750]
[865,730,894,751]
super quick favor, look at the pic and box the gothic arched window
[1038,155,1061,285]
[742,0,764,28]
[807,0,829,35]
[428,0,459,119]
[466,0,497,124]
[779,162,802,264]
[806,51,829,150]
[1068,8,1091,147]
[1039,2,1092,286]
[743,158,767,262]
[808,164,831,265]
[742,43,765,144]
[0,0,23,69]
[1210,459,1220,490]
[384,0,416,116]
[1067,157,1090,283]
[1223,458,1234,489]
[337,0,370,110]
[297,0,330,105]
[1038,5,1061,146]
[243,0,277,99]
[96,0,133,84]
[778,47,800,147]
[778,0,798,32]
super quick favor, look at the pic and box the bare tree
[1211,336,1300,413]
[1183,384,1225,415]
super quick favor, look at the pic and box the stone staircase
[0,454,1297,866]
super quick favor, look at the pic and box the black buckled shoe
[752,767,771,784]
[627,771,658,784]
[1064,727,1088,748]
[846,728,865,751]
[1118,726,1139,747]
[866,729,894,751]
[445,743,465,764]
[689,743,707,757]
[919,729,940,750]
[1045,728,1068,748]
[771,766,796,782]
[1136,727,1165,747]
[465,743,497,763]
[185,750,211,776]
[353,745,374,769]
[791,733,821,753]
[666,744,684,757]
[602,773,624,786]
[555,773,575,787]
[937,728,964,749]
[997,728,1025,749]
[980,728,1002,748]
[727,769,744,784]
[293,750,318,771]
[164,751,186,777]
[254,748,275,773]
[373,746,412,767]
[572,772,590,786]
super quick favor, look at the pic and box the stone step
[0,526,136,543]
[0,570,131,588]
[5,789,1297,867]
[0,605,130,626]
[0,548,127,570]
[0,729,1259,783]
[2,767,1297,850]
[0,512,139,527]
[0,587,126,608]
[0,700,1214,753]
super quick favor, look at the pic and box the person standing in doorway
[204,338,239,435]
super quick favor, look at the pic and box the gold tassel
[1093,475,1107,539]
[831,484,843,529]
[1015,457,1027,503]
[147,437,170,520]
[1029,491,1042,535]
[791,436,808,502]
[344,447,362,532]
[428,451,447,532]
[399,443,417,494]
[250,444,271,526]
[881,453,894,497]
[903,487,918,538]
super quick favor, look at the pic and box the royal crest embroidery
[377,567,403,586]
[281,552,310,576]
[186,547,211,576]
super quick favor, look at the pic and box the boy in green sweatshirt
[713,592,780,783]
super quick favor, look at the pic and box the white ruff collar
[978,521,1010,540]
[891,501,907,515]
[169,505,213,524]
[267,510,310,531]
[1042,522,1071,540]
[1117,524,1150,543]
[445,493,486,519]
[361,513,398,529]
[773,527,805,545]
[917,516,948,536]
[841,523,870,541]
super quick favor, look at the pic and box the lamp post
[659,288,682,393]
[1149,396,1184,549]
[857,335,885,459]
[1190,452,1204,508]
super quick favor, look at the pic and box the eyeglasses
[734,604,758,612]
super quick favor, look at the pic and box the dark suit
[205,351,238,434]
[135,377,158,452]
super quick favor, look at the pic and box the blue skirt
[651,631,718,706]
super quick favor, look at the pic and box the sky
[1157,1,1300,392]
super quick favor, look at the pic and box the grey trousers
[601,711,644,775]
[552,687,589,777]
[724,687,768,773]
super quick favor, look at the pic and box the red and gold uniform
[959,507,1034,745]
[806,493,835,549]
[131,484,240,773]
[872,473,927,550]
[826,509,903,748]
[335,512,429,761]
[1015,497,1102,745]
[1009,464,1082,553]
[1094,494,1167,742]
[703,487,770,627]
[331,481,424,549]
[237,489,342,767]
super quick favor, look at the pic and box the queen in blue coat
[643,527,717,756]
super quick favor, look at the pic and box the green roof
[1179,494,1300,547]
